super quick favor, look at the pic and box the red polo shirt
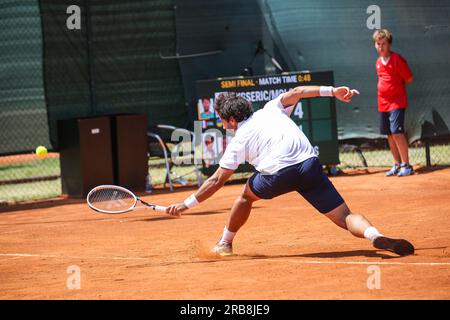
[376,52,413,112]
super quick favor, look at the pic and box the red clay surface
[1,167,450,299]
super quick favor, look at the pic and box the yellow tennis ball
[36,146,48,159]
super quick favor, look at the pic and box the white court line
[264,258,450,267]
[0,253,148,261]
[0,253,450,266]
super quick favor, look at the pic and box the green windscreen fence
[0,0,48,154]
[40,0,186,149]
[39,0,91,150]
[2,0,450,153]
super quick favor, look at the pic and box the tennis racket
[87,185,167,214]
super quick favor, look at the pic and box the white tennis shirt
[219,94,318,174]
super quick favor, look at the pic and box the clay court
[1,167,449,300]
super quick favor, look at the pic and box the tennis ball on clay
[35,146,48,159]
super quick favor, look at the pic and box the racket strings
[88,188,136,212]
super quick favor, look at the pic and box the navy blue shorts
[248,157,345,214]
[378,109,405,135]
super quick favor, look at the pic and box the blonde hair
[373,29,393,44]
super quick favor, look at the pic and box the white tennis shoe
[212,241,233,256]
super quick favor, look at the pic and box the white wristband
[319,86,334,97]
[183,194,199,209]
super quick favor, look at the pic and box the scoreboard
[195,71,339,175]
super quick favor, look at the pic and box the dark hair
[214,93,253,122]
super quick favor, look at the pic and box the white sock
[364,226,383,242]
[219,226,236,245]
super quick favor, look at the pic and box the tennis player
[166,86,415,256]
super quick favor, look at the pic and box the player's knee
[345,213,362,224]
[240,183,260,203]
[238,193,255,204]
[237,190,258,205]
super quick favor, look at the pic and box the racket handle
[153,205,167,213]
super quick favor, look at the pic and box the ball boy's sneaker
[397,164,414,177]
[386,164,400,176]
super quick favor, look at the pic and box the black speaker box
[58,117,115,197]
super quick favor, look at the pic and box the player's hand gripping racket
[87,185,167,214]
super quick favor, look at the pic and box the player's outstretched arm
[281,85,360,107]
[193,167,234,202]
[166,167,235,217]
